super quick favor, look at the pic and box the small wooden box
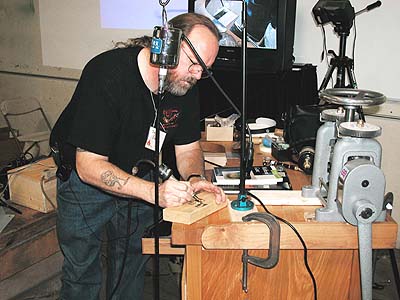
[8,157,57,213]
[206,126,233,141]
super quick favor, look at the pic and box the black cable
[204,159,224,168]
[351,19,358,85]
[0,197,22,214]
[247,191,318,300]
[108,201,133,300]
[182,34,241,117]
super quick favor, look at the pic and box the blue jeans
[56,170,154,300]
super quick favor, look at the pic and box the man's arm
[75,148,194,207]
[175,141,226,204]
[174,141,205,181]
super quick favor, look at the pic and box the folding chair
[0,97,52,159]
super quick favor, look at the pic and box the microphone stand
[182,2,253,211]
[153,89,162,300]
[230,0,254,211]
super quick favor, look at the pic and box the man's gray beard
[165,75,197,96]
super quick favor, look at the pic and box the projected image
[194,0,277,49]
[100,0,188,29]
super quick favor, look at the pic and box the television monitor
[189,0,297,73]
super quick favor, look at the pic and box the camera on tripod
[312,0,355,34]
[282,1,382,174]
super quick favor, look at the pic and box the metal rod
[239,0,248,196]
[0,70,79,81]
[153,92,162,300]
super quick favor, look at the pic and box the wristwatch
[186,174,206,182]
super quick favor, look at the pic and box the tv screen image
[195,0,278,49]
[190,0,297,73]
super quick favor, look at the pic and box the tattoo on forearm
[101,170,129,189]
[76,147,87,152]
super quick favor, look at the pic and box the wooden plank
[172,205,398,248]
[163,192,227,225]
[0,207,57,250]
[0,251,62,299]
[201,220,397,250]
[250,190,322,206]
[141,238,185,255]
[0,226,59,280]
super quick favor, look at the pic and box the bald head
[169,13,221,42]
[185,25,219,67]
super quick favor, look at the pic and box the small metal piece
[339,121,382,138]
[159,163,174,180]
[188,192,207,207]
[382,192,394,211]
[242,250,249,293]
[132,166,139,176]
[356,119,364,127]
[319,177,329,193]
[321,108,347,122]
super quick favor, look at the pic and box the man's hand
[158,179,195,208]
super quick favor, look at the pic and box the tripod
[319,31,357,92]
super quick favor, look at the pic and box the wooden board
[250,190,322,206]
[7,157,57,213]
[163,192,227,225]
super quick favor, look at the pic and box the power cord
[40,175,57,210]
[247,191,318,300]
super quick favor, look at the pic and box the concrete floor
[1,249,399,300]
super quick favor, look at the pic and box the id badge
[145,126,166,151]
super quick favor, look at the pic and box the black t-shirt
[50,47,200,174]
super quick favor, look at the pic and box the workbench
[143,140,398,300]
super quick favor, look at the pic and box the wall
[0,0,80,128]
[0,0,399,245]
[365,102,400,247]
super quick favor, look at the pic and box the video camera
[312,0,355,34]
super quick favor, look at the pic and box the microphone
[150,26,182,94]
